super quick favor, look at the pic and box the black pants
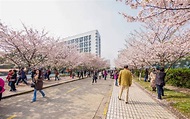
[92,78,97,83]
[104,76,107,80]
[55,75,59,81]
[156,84,164,99]
[47,75,50,80]
[10,81,16,91]
[16,77,28,85]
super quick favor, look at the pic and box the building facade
[63,30,101,57]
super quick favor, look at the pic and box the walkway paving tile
[106,83,177,119]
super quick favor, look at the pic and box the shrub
[166,68,190,89]
[133,69,145,77]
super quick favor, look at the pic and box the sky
[0,0,141,67]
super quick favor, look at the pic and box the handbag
[31,82,35,88]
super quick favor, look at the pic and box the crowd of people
[0,67,62,102]
[0,65,167,102]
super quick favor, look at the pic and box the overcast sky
[0,0,141,67]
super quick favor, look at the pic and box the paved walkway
[106,83,178,119]
[2,77,179,119]
[2,76,81,99]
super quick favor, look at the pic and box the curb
[2,77,85,99]
[103,85,113,116]
[92,83,113,119]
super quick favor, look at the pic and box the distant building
[63,30,101,57]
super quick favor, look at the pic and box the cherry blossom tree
[0,22,54,68]
[0,21,110,70]
[115,21,190,71]
[76,53,109,70]
[62,45,82,69]
[117,0,190,26]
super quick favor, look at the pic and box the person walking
[118,65,132,104]
[47,69,51,80]
[72,71,75,79]
[149,68,157,91]
[31,68,36,81]
[103,70,107,80]
[6,70,13,88]
[0,78,5,101]
[31,69,45,103]
[10,70,17,91]
[87,71,91,77]
[77,71,80,79]
[54,69,60,81]
[80,71,84,79]
[92,70,98,84]
[144,68,149,82]
[16,68,28,85]
[114,70,119,86]
[155,67,166,100]
[98,71,102,79]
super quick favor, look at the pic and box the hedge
[166,68,190,89]
[133,69,145,77]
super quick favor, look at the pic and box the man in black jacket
[155,67,166,99]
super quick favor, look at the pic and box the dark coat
[35,80,43,90]
[145,69,149,78]
[155,71,166,86]
[10,72,17,82]
[93,72,98,80]
[21,70,26,79]
[33,76,43,90]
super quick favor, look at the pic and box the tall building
[63,30,101,57]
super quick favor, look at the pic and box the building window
[89,35,91,40]
[80,37,83,42]
[80,43,83,47]
[89,41,91,46]
[84,48,88,52]
[71,39,74,43]
[80,48,83,52]
[84,42,88,47]
[75,38,78,43]
[84,36,88,41]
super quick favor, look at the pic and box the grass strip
[134,77,190,118]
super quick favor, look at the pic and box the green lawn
[134,78,190,118]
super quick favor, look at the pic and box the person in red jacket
[0,78,5,101]
[6,70,13,87]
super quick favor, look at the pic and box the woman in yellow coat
[118,65,132,104]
